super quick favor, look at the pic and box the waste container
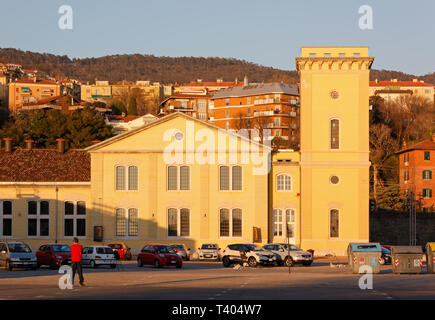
[347,243,382,274]
[390,246,423,274]
[425,243,435,274]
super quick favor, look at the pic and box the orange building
[397,135,435,209]
[210,82,299,141]
[158,92,212,120]
[8,79,60,114]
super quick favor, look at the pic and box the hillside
[0,48,434,85]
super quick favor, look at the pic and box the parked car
[0,241,38,270]
[170,244,190,261]
[221,244,276,267]
[107,242,132,260]
[263,243,313,266]
[137,244,182,268]
[36,244,71,269]
[198,243,220,261]
[380,246,392,265]
[82,246,117,268]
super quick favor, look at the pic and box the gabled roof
[86,112,272,152]
[396,138,435,154]
[211,82,299,99]
[0,149,90,182]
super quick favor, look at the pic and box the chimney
[25,139,34,150]
[3,138,12,152]
[56,138,65,153]
[244,75,248,86]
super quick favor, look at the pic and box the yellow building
[0,47,373,256]
[369,79,434,103]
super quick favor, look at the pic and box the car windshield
[8,243,32,253]
[96,247,114,254]
[170,245,183,249]
[281,244,302,251]
[156,246,175,254]
[201,244,217,249]
[109,244,123,249]
[245,244,264,251]
[52,245,70,253]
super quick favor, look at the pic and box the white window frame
[115,165,139,191]
[27,200,50,238]
[167,165,191,191]
[63,201,87,239]
[218,208,243,239]
[115,207,139,238]
[272,208,296,240]
[276,174,292,192]
[167,208,191,238]
[219,165,243,191]
[0,200,12,238]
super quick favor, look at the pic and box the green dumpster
[347,243,382,274]
[426,243,435,274]
[391,246,423,274]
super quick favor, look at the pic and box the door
[273,208,296,244]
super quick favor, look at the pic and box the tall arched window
[329,209,339,238]
[330,119,340,149]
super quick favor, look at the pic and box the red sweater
[71,244,83,262]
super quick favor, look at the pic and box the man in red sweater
[70,237,84,287]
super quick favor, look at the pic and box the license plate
[171,261,176,264]
[205,255,212,258]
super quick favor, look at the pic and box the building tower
[296,47,374,255]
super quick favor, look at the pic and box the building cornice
[296,57,374,72]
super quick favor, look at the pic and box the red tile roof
[370,81,433,87]
[11,79,58,85]
[175,81,243,88]
[170,93,213,99]
[0,149,90,182]
[396,138,435,154]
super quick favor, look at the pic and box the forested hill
[0,48,434,85]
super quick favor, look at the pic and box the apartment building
[174,78,242,95]
[211,82,300,141]
[397,135,435,209]
[0,72,7,107]
[370,79,434,103]
[158,92,212,120]
[8,79,61,114]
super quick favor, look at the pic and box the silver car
[263,243,313,267]
[198,243,220,261]
[0,241,38,270]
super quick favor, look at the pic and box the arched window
[277,174,292,191]
[330,119,340,149]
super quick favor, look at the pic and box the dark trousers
[71,261,84,285]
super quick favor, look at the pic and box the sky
[1,0,434,75]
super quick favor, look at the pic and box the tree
[127,96,137,115]
[376,185,407,211]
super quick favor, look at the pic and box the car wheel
[154,259,161,268]
[176,263,182,269]
[90,260,96,268]
[380,257,386,265]
[284,256,294,267]
[222,256,231,268]
[49,260,56,270]
[248,257,258,267]
[137,258,143,267]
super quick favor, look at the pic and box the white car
[221,244,276,267]
[82,246,117,268]
[263,243,313,266]
[198,243,220,261]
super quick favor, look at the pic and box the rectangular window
[232,166,242,191]
[423,189,432,198]
[168,166,178,190]
[273,209,283,237]
[168,208,178,237]
[27,201,49,237]
[128,166,138,190]
[168,166,190,191]
[180,208,190,237]
[128,208,138,236]
[220,166,242,191]
[330,209,339,238]
[64,201,86,237]
[219,209,230,237]
[180,166,190,190]
[220,166,230,190]
[330,119,340,149]
[116,166,126,190]
[232,209,242,237]
[424,151,430,161]
[1,201,12,236]
[225,99,229,106]
[423,170,432,180]
[116,208,126,236]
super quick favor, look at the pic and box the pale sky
[1,0,434,75]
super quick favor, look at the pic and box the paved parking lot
[0,257,434,300]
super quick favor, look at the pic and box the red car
[137,244,182,268]
[107,242,132,260]
[36,244,71,269]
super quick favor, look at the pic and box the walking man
[71,237,84,287]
